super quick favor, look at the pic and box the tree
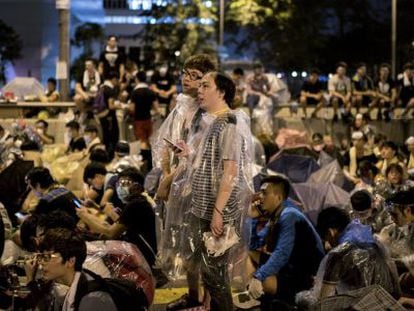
[0,19,22,84]
[70,23,104,80]
[142,0,217,68]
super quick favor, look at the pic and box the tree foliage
[0,19,22,83]
[142,0,217,67]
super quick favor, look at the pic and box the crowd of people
[1,37,414,311]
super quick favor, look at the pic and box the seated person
[398,62,414,119]
[316,207,401,299]
[405,136,414,172]
[66,120,86,153]
[35,120,55,145]
[83,125,105,154]
[328,62,352,121]
[376,141,405,177]
[351,62,376,116]
[25,167,78,222]
[245,63,271,116]
[373,63,397,121]
[83,162,107,206]
[76,167,157,268]
[299,68,325,118]
[343,131,377,184]
[375,163,413,199]
[243,176,325,307]
[350,189,392,233]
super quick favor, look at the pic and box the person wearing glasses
[151,54,218,310]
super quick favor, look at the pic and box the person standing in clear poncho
[151,55,219,309]
[173,72,253,311]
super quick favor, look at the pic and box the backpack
[74,269,148,311]
[92,88,107,114]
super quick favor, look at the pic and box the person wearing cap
[405,136,414,171]
[350,190,392,233]
[343,131,377,184]
[397,62,414,119]
[299,68,326,119]
[376,141,405,177]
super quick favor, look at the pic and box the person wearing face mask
[77,167,157,269]
[151,64,177,112]
[34,120,55,145]
[65,120,86,153]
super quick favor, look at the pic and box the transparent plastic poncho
[159,109,254,289]
[84,240,155,305]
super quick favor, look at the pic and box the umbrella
[293,181,350,225]
[308,160,345,188]
[2,77,44,100]
[267,153,320,183]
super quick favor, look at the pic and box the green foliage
[142,0,217,68]
[0,19,23,83]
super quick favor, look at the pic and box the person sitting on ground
[375,163,413,199]
[242,175,324,308]
[376,141,405,177]
[316,206,401,300]
[76,167,157,268]
[350,189,392,233]
[351,62,376,118]
[83,162,107,206]
[34,120,55,145]
[397,62,414,119]
[328,61,352,122]
[405,136,414,173]
[83,124,104,154]
[25,167,79,221]
[66,120,86,153]
[299,68,325,119]
[343,131,377,185]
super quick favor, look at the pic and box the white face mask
[84,135,92,145]
[159,66,168,77]
[36,128,44,135]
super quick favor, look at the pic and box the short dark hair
[336,61,348,69]
[351,190,372,212]
[84,124,98,134]
[20,214,41,252]
[183,54,217,74]
[356,62,366,69]
[386,163,404,177]
[26,167,55,189]
[89,148,110,164]
[210,72,236,107]
[380,63,391,70]
[83,162,107,184]
[382,141,398,152]
[387,189,414,214]
[47,77,57,86]
[253,62,263,70]
[316,206,350,239]
[39,228,87,271]
[118,167,144,185]
[115,140,130,156]
[261,175,290,199]
[38,210,77,232]
[310,68,321,75]
[106,71,119,81]
[66,120,80,130]
[136,71,147,82]
[108,35,118,41]
[233,68,244,76]
[403,62,414,71]
[35,119,49,129]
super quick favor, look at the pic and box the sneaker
[233,292,261,310]
[166,294,203,311]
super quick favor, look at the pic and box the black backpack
[74,269,148,311]
[92,88,107,114]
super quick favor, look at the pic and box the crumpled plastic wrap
[49,151,86,184]
[251,94,274,137]
[85,240,155,305]
[40,144,67,166]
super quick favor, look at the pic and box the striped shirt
[191,113,245,222]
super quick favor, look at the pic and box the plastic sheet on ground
[293,182,350,225]
[85,240,155,305]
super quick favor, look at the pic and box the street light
[391,0,397,79]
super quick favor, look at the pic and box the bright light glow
[205,0,212,7]
[276,73,283,79]
[291,71,298,78]
[301,71,307,78]
[328,73,333,79]
[174,50,181,57]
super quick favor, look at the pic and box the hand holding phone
[72,198,83,209]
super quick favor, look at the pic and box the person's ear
[403,206,412,218]
[67,256,76,268]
